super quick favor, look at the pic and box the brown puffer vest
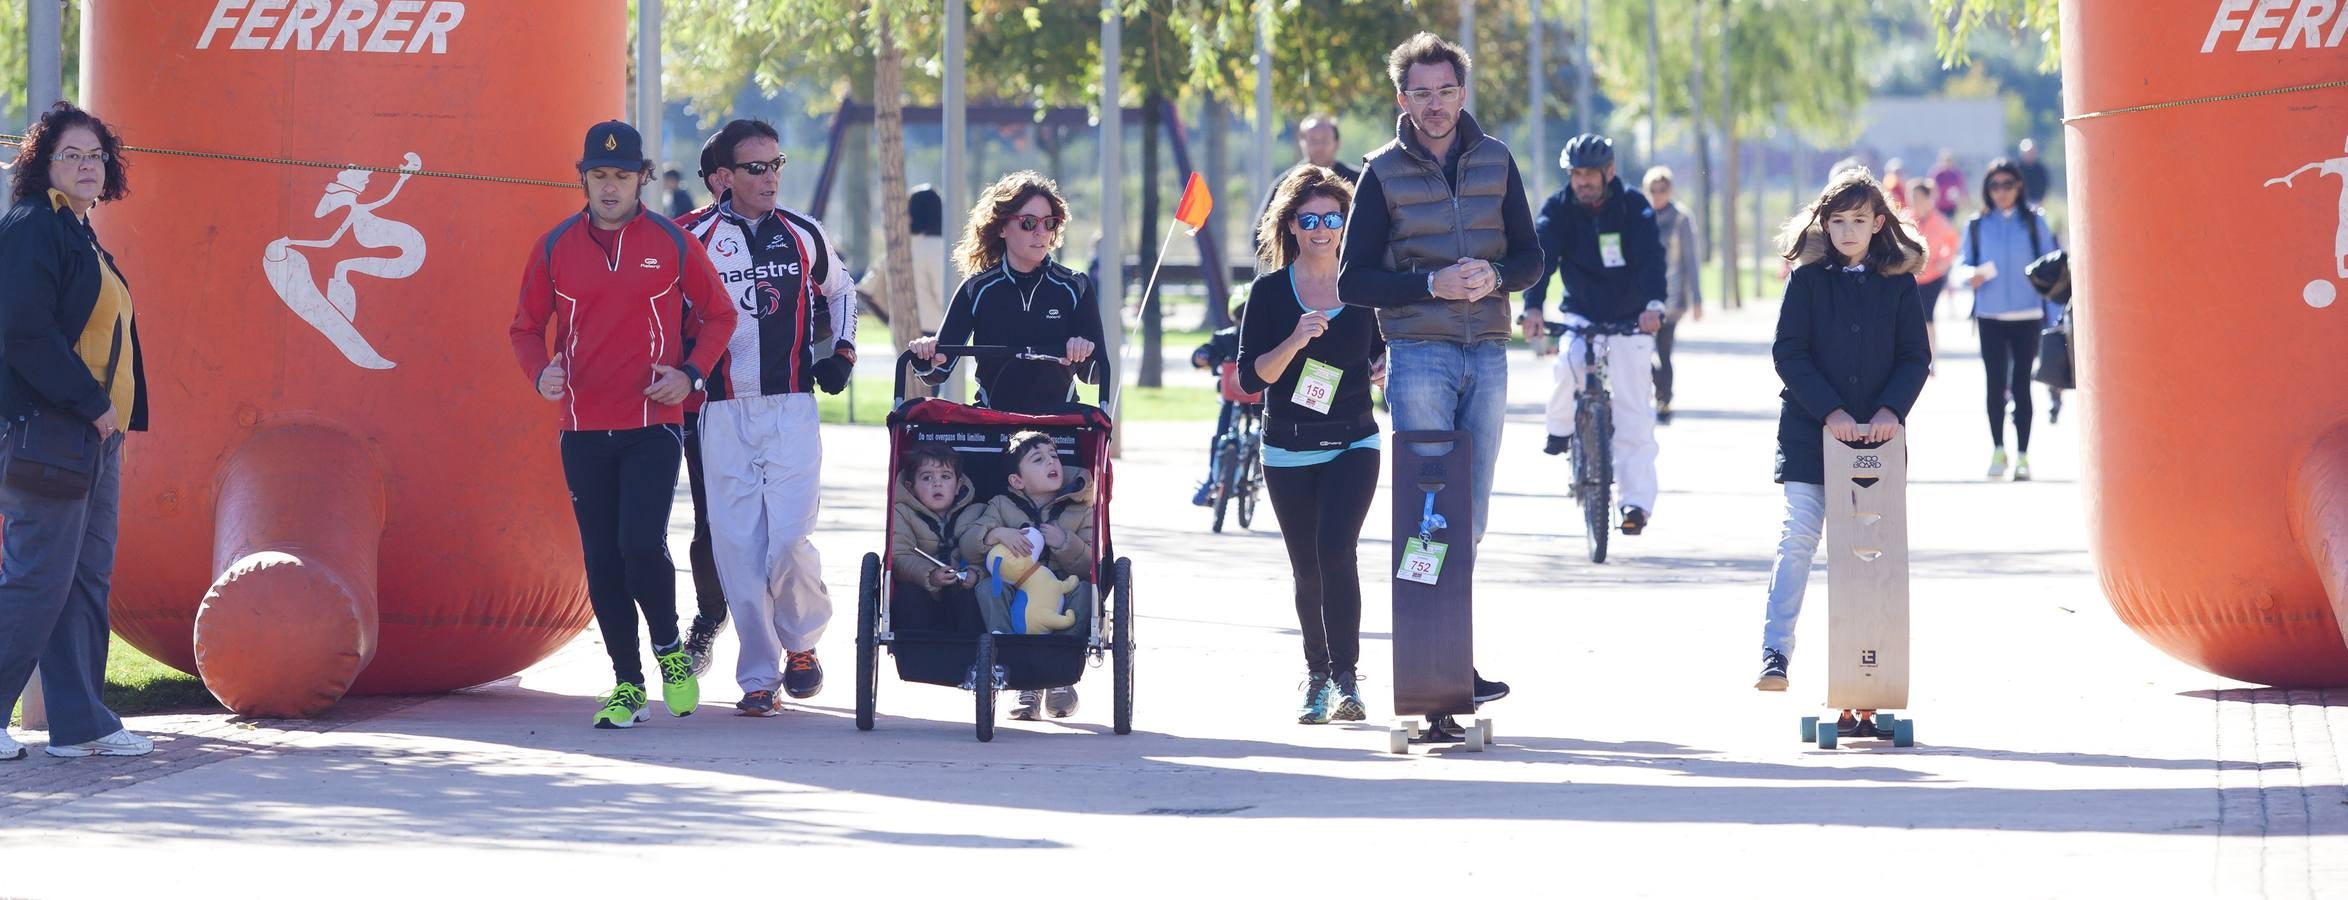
[1362,108,1517,344]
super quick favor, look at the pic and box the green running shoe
[593,682,650,729]
[1331,672,1367,722]
[1297,673,1334,725]
[657,648,699,716]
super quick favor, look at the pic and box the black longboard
[1391,430,1477,719]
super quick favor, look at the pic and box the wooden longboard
[1824,429,1910,711]
[1391,430,1476,717]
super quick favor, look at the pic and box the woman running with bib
[1237,166,1386,724]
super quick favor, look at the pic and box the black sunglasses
[728,156,786,175]
[1294,212,1346,231]
[1014,214,1066,233]
[1988,178,2020,189]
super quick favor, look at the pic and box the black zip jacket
[922,257,1109,413]
[1773,261,1931,485]
[0,194,148,431]
[1529,177,1668,325]
[1235,269,1385,451]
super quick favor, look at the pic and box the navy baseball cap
[578,120,646,173]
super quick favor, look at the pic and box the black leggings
[561,426,685,686]
[1263,446,1380,677]
[1978,318,2040,452]
[681,411,727,628]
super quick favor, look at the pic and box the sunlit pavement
[4,299,2342,898]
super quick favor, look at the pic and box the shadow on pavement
[55,684,2316,841]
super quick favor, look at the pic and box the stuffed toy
[986,542,1079,634]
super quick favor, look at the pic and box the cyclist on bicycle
[1189,302,1249,506]
[1523,134,1668,535]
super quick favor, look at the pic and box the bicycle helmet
[1561,133,1614,170]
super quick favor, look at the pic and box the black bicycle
[1549,320,1641,564]
[1209,400,1264,534]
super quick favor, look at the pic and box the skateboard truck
[1389,715,1494,754]
[1801,712,1914,749]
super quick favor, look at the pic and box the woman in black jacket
[0,103,152,759]
[908,171,1106,413]
[1237,166,1385,725]
[1754,170,1930,726]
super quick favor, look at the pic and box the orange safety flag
[1173,171,1213,235]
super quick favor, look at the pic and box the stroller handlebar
[893,345,1077,403]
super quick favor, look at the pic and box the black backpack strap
[1967,216,1982,268]
[2025,210,2042,258]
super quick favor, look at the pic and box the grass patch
[10,635,219,726]
[816,376,899,425]
[1112,384,1224,422]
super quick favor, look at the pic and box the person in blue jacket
[1952,158,2061,482]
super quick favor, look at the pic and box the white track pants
[1547,333,1661,512]
[700,392,832,694]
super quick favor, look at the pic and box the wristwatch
[679,363,705,392]
[1426,272,1438,298]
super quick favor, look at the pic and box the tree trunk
[1138,92,1164,388]
[1199,94,1229,330]
[874,7,920,354]
[1718,0,1741,309]
[1721,101,1741,308]
[1690,0,1711,263]
[1753,142,1767,296]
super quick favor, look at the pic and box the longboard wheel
[1800,716,1819,743]
[1816,722,1838,750]
[1388,728,1410,755]
[1463,723,1486,752]
[1403,720,1422,740]
[1891,719,1915,748]
[1475,718,1494,745]
[1874,713,1896,726]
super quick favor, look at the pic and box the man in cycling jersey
[681,118,859,716]
[1522,134,1668,536]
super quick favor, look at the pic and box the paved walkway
[4,300,2343,898]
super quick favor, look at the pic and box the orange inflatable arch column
[88,0,625,715]
[2066,0,2348,686]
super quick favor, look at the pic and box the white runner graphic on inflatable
[262,152,426,369]
[2265,135,2348,309]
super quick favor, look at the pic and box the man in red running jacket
[509,120,736,730]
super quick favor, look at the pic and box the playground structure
[805,99,1250,325]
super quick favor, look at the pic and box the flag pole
[1109,225,1183,420]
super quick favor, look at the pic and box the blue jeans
[1761,482,1827,656]
[1385,339,1509,542]
[0,432,127,745]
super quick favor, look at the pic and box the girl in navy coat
[1755,170,1931,708]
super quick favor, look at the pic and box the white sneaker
[45,728,153,758]
[0,729,23,760]
[1986,449,2009,479]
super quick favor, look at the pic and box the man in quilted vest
[1337,32,1544,710]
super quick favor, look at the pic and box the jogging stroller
[855,345,1135,742]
